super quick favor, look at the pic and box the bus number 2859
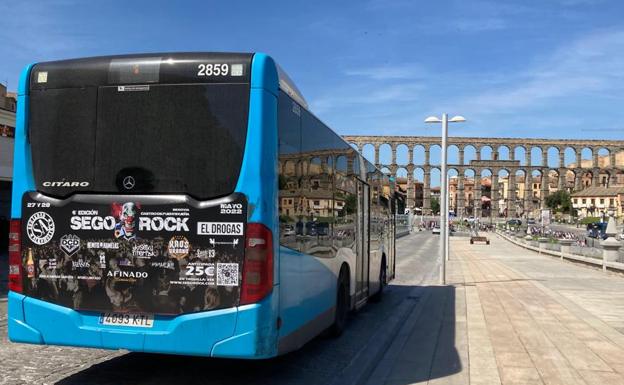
[197,63,229,76]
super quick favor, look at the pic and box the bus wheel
[329,268,349,337]
[370,257,386,302]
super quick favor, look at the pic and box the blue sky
[1,0,624,142]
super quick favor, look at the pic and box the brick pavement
[372,233,624,385]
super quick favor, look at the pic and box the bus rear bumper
[7,291,277,358]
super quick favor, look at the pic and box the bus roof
[276,64,308,109]
[28,52,308,108]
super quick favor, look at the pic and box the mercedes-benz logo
[122,176,136,190]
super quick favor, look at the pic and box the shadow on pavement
[54,286,464,385]
[53,285,423,385]
[0,251,7,296]
[381,285,462,385]
[55,353,287,385]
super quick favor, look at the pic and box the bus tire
[329,266,350,337]
[370,256,386,302]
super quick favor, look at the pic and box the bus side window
[278,91,301,251]
[335,154,356,251]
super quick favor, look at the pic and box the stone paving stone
[577,369,624,385]
[498,365,544,385]
[493,352,535,368]
[557,290,624,331]
[463,284,501,384]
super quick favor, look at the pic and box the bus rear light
[8,219,23,293]
[240,223,273,305]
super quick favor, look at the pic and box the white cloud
[447,29,624,114]
[311,82,425,115]
[454,18,507,32]
[558,0,605,5]
[312,27,624,139]
[344,64,428,80]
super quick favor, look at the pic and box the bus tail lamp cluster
[240,223,273,305]
[8,219,23,293]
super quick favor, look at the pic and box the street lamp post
[446,173,450,262]
[425,113,466,285]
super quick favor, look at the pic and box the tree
[431,197,440,215]
[545,190,572,213]
[278,175,288,190]
[344,194,357,215]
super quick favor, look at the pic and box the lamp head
[450,115,466,123]
[425,116,442,123]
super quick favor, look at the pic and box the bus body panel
[11,64,36,219]
[276,246,344,354]
[211,297,277,359]
[7,292,43,344]
[226,52,281,357]
[11,290,279,356]
[368,244,382,296]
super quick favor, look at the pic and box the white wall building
[571,186,624,219]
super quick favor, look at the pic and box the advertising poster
[21,192,247,315]
[541,209,551,227]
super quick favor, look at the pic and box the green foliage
[344,194,357,214]
[580,216,601,224]
[278,175,287,190]
[279,215,293,223]
[431,197,440,214]
[545,190,572,213]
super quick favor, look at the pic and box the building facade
[0,83,16,252]
[571,187,624,219]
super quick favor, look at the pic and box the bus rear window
[29,83,250,199]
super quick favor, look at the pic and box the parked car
[432,226,441,235]
[316,222,330,236]
[283,225,295,236]
[507,219,522,226]
[464,216,476,223]
[305,221,318,236]
[586,222,607,239]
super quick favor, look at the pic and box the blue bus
[7,53,396,358]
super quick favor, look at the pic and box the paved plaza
[371,233,624,385]
[2,232,624,384]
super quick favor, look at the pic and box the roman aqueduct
[344,136,624,217]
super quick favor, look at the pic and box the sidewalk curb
[330,285,430,385]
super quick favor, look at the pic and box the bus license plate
[100,313,154,328]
